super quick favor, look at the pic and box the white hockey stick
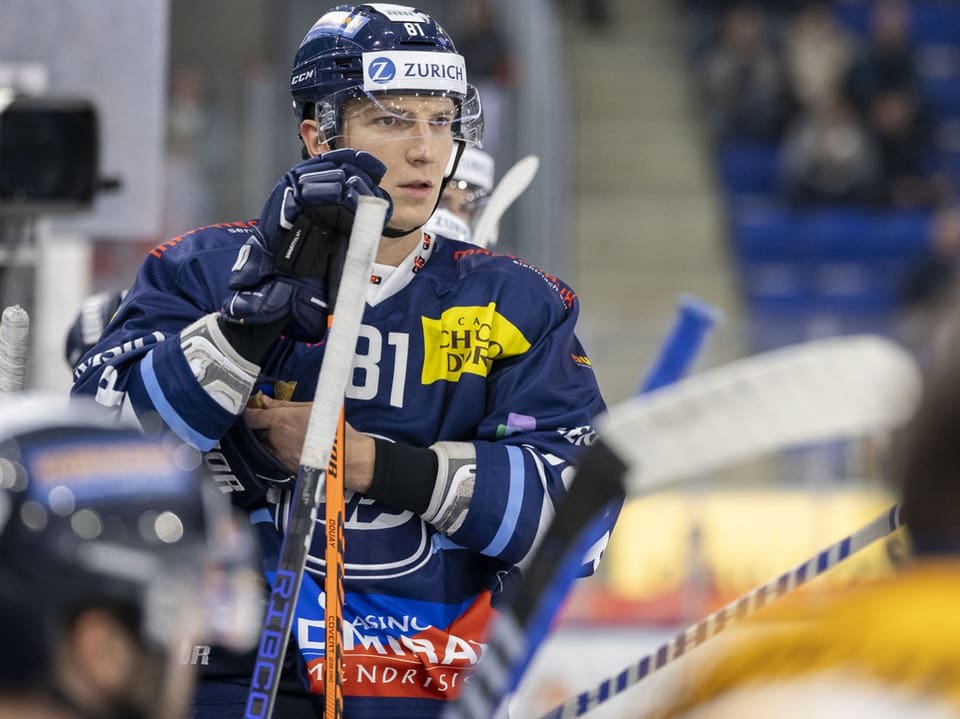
[538,504,903,718]
[604,335,920,494]
[0,305,30,400]
[471,154,539,249]
[244,195,387,719]
[446,334,920,719]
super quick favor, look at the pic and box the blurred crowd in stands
[682,0,960,361]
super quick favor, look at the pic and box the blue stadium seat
[910,2,960,46]
[729,203,800,261]
[809,261,899,312]
[867,210,932,260]
[798,209,874,261]
[737,261,810,306]
[941,149,960,184]
[716,142,782,199]
[922,75,960,119]
[833,1,960,46]
[831,1,873,39]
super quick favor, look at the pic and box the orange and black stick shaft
[323,407,346,718]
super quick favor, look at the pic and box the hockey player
[64,289,127,369]
[0,394,261,719]
[71,4,613,717]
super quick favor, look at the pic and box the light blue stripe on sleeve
[482,444,526,556]
[140,348,219,451]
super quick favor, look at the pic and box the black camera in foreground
[0,95,99,214]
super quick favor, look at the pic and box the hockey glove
[222,150,392,341]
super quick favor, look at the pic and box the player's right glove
[221,149,392,341]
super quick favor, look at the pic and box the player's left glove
[222,149,391,341]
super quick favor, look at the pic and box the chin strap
[381,141,468,239]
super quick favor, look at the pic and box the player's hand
[244,396,375,492]
[221,150,392,341]
[259,149,391,243]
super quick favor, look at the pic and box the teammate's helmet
[424,147,495,244]
[450,146,495,196]
[0,395,261,689]
[290,4,483,150]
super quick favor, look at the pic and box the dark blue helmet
[290,4,482,149]
[0,395,261,690]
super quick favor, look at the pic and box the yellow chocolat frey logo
[421,303,531,384]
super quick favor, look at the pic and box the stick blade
[601,335,921,494]
[471,155,539,249]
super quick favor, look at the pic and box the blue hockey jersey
[72,220,612,718]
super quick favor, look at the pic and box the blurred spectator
[897,206,960,361]
[780,94,880,206]
[451,0,517,158]
[783,3,855,112]
[844,0,923,113]
[868,87,948,209]
[700,4,790,142]
[682,0,801,66]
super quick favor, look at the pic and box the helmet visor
[314,84,482,151]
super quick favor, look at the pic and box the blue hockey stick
[638,294,721,395]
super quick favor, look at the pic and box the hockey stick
[607,335,919,495]
[324,410,346,718]
[445,296,719,719]
[638,295,721,394]
[0,305,30,400]
[444,335,919,719]
[537,504,903,719]
[470,155,539,249]
[244,195,388,719]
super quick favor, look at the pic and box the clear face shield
[310,88,482,234]
[312,84,483,155]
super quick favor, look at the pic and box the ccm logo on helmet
[291,68,315,85]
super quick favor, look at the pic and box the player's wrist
[216,313,287,363]
[367,438,438,515]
